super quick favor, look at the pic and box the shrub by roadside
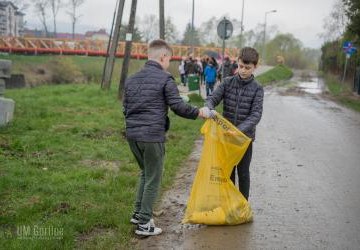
[322,73,360,112]
[48,57,85,84]
[0,54,180,87]
[256,64,293,86]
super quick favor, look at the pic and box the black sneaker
[135,220,162,236]
[130,213,140,224]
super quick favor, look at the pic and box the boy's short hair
[238,47,259,66]
[148,39,173,60]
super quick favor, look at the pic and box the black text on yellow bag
[183,113,253,225]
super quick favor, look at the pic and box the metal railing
[0,36,240,60]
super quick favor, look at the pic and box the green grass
[323,74,360,112]
[256,64,293,86]
[0,84,204,249]
[0,54,180,86]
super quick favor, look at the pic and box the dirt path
[136,81,360,249]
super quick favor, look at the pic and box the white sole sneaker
[135,220,162,236]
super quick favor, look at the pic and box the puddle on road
[297,77,325,94]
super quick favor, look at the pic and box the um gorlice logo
[212,115,230,132]
[209,166,227,184]
[16,225,64,240]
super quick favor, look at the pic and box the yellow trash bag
[182,113,253,225]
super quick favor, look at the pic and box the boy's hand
[199,107,216,119]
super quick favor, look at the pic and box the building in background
[85,29,109,41]
[0,1,25,37]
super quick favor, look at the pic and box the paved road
[137,81,360,249]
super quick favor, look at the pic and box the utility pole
[239,0,245,48]
[190,0,195,54]
[101,0,126,90]
[118,0,137,99]
[262,10,276,65]
[159,0,165,39]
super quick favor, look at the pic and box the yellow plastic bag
[182,113,253,225]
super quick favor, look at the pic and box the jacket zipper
[233,85,244,126]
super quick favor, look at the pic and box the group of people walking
[178,54,239,96]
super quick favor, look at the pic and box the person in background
[204,58,217,96]
[196,57,203,80]
[203,47,264,200]
[178,57,186,86]
[218,56,234,80]
[231,57,238,75]
[123,39,210,236]
[200,56,209,85]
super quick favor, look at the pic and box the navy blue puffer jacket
[206,74,264,140]
[123,60,199,143]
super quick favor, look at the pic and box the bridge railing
[0,36,240,60]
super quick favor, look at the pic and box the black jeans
[230,142,253,200]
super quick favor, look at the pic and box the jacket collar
[235,74,254,86]
[145,60,164,70]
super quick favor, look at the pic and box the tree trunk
[72,21,75,39]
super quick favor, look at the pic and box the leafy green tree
[266,33,309,69]
[343,0,360,41]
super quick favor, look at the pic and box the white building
[85,29,109,41]
[0,1,25,37]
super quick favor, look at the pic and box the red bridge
[0,36,240,60]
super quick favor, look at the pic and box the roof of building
[85,29,109,37]
[0,1,24,15]
[0,1,18,9]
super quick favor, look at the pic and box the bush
[48,57,85,84]
[256,64,293,85]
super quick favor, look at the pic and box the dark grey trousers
[128,140,165,224]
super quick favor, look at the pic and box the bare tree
[34,0,49,37]
[319,0,348,42]
[198,16,220,46]
[140,14,158,42]
[165,17,179,44]
[49,0,62,37]
[67,0,85,39]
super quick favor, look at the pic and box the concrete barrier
[0,59,15,126]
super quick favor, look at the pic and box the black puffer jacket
[206,74,264,140]
[123,60,199,143]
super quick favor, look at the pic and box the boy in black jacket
[203,47,264,200]
[123,39,209,236]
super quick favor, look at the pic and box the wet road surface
[136,84,360,249]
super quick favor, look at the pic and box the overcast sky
[28,0,336,49]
